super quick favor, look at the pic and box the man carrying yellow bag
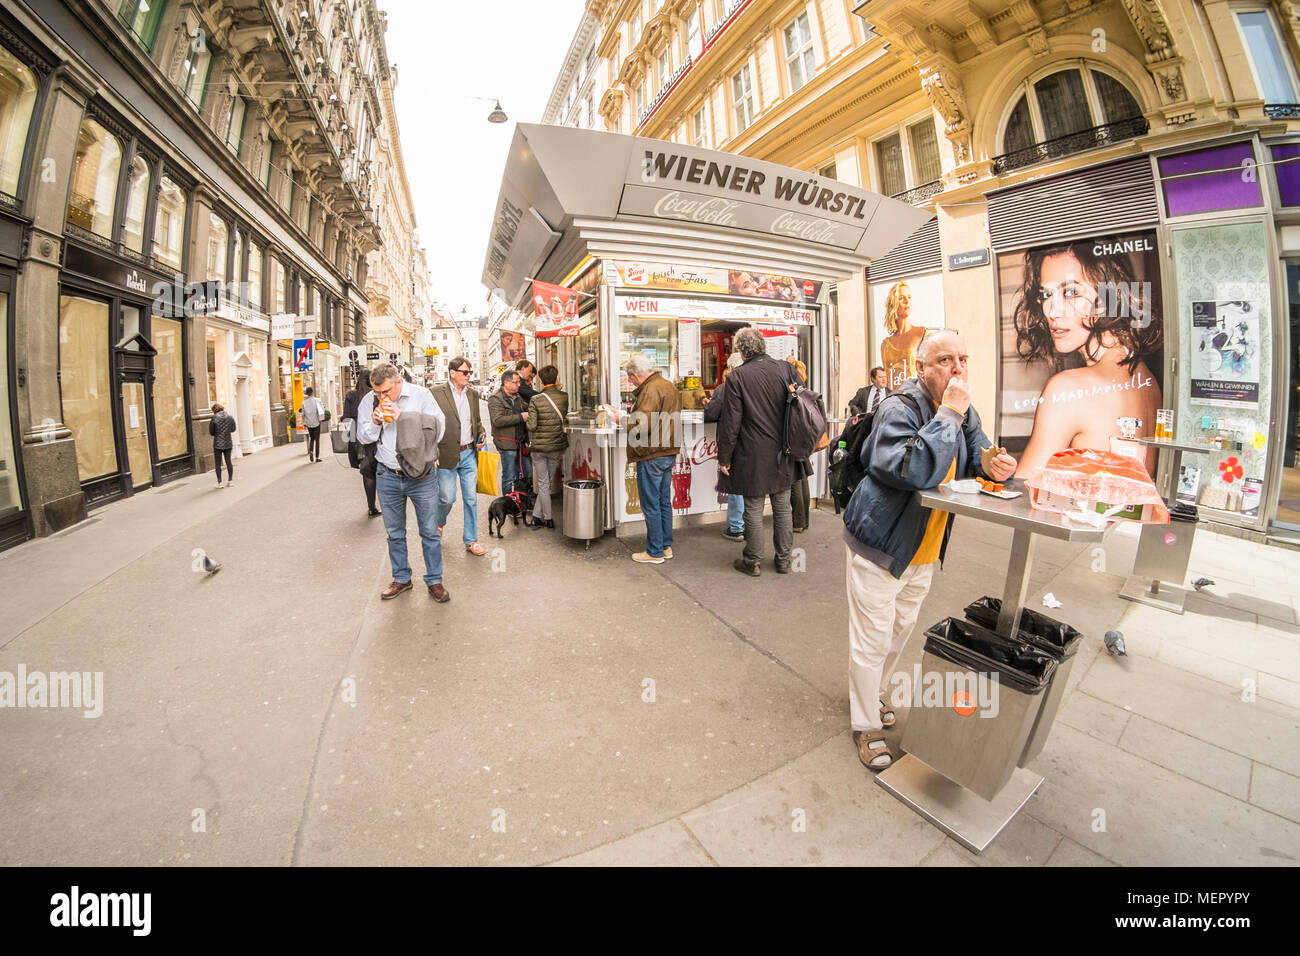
[432,357,488,556]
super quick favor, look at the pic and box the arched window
[121,154,151,253]
[67,118,122,239]
[0,43,39,198]
[1000,66,1142,154]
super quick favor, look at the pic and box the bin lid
[566,480,602,489]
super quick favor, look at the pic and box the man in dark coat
[208,403,237,488]
[488,370,529,493]
[717,327,796,576]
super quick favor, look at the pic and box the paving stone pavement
[1,442,1297,866]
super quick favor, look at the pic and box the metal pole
[996,528,1036,638]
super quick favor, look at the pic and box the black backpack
[829,392,919,511]
[782,368,828,461]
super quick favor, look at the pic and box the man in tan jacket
[616,354,681,564]
[431,356,487,555]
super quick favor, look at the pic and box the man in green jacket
[617,354,681,564]
[432,356,487,555]
[525,365,569,529]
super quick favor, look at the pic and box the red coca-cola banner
[532,279,581,338]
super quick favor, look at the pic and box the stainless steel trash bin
[963,597,1083,763]
[563,480,604,544]
[899,618,1057,801]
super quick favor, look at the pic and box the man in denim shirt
[357,363,451,603]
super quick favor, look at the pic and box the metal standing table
[875,485,1107,852]
[1119,437,1209,614]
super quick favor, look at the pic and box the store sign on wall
[621,148,875,251]
[614,294,815,325]
[612,260,823,303]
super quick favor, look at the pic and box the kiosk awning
[482,124,934,308]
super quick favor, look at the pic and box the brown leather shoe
[428,583,451,603]
[380,579,412,600]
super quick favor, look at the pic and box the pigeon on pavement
[1191,577,1215,591]
[1104,630,1127,657]
[202,554,222,574]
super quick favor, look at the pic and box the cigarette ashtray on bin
[963,597,1084,764]
[899,618,1057,801]
[562,479,604,546]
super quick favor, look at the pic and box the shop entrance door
[1279,263,1300,528]
[120,380,153,491]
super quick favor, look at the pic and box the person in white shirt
[431,356,487,555]
[357,363,452,603]
[300,388,325,462]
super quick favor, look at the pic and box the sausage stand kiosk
[482,124,931,536]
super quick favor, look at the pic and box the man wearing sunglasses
[432,357,488,556]
[356,362,451,603]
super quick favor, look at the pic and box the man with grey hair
[841,329,1016,771]
[357,362,452,603]
[717,327,797,575]
[610,353,681,563]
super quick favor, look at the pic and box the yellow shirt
[911,458,956,566]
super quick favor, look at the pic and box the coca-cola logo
[802,280,816,297]
[771,211,838,244]
[653,191,740,226]
[681,436,718,465]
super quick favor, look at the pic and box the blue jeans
[437,447,480,545]
[636,455,675,557]
[726,494,744,533]
[499,442,523,494]
[376,463,443,586]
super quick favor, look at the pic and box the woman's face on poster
[892,284,911,323]
[1037,252,1099,355]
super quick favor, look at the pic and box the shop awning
[481,124,934,309]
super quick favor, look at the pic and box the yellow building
[547,0,1300,537]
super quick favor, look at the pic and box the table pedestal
[1120,573,1188,613]
[876,755,1043,854]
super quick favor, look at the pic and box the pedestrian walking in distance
[357,362,452,603]
[432,356,488,556]
[848,367,889,417]
[300,387,325,462]
[524,365,569,530]
[786,354,812,534]
[343,369,380,517]
[842,330,1016,771]
[614,353,681,564]
[209,403,236,488]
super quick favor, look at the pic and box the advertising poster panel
[1189,299,1260,407]
[998,230,1165,479]
[868,273,945,389]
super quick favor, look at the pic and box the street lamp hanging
[487,100,508,124]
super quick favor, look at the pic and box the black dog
[487,484,535,538]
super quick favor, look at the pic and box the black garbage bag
[963,596,1083,659]
[923,618,1057,695]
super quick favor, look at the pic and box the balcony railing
[890,179,943,205]
[1265,103,1300,119]
[991,116,1150,174]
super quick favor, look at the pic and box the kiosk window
[576,324,600,412]
[620,317,677,396]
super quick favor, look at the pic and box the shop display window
[249,343,270,439]
[1171,222,1274,519]
[619,317,677,397]
[152,315,187,459]
[66,119,122,239]
[1159,143,1262,216]
[122,155,150,253]
[576,324,599,412]
[0,293,19,517]
[0,45,38,198]
[153,175,186,270]
[206,326,231,408]
[59,295,116,481]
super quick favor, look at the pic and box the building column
[189,187,215,472]
[14,62,97,535]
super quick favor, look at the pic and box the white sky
[382,0,588,321]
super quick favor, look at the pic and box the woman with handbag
[343,370,380,517]
[525,365,569,529]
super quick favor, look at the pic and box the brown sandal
[854,730,893,771]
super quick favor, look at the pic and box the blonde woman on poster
[1012,242,1163,478]
[879,281,927,387]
